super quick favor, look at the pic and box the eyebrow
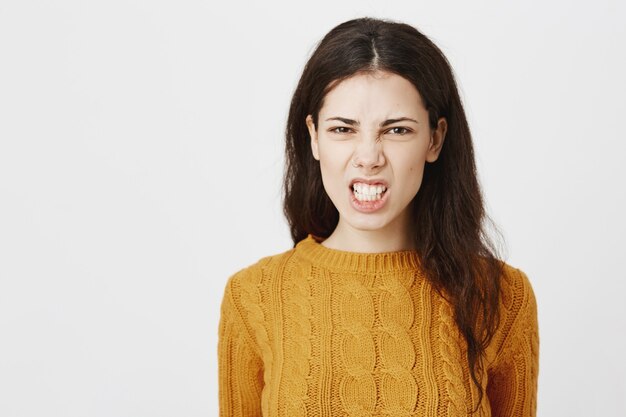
[325,116,419,127]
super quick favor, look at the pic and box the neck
[321,214,415,253]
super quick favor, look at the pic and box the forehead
[319,71,424,119]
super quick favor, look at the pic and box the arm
[217,278,264,417]
[486,268,540,417]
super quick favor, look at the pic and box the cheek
[319,144,350,172]
[394,154,427,190]
[318,150,347,194]
[389,145,426,172]
[319,152,340,176]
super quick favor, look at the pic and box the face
[305,70,447,242]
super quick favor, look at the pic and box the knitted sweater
[218,234,539,416]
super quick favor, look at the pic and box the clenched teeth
[352,182,387,201]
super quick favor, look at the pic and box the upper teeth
[352,183,387,195]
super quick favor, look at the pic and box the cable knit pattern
[438,300,468,416]
[282,261,313,416]
[485,268,539,417]
[235,265,274,414]
[218,235,540,417]
[338,278,377,416]
[378,274,419,416]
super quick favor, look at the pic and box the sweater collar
[294,234,422,273]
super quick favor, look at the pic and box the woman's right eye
[329,126,352,134]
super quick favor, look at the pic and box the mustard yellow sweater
[218,235,539,416]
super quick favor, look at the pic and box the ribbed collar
[294,234,422,273]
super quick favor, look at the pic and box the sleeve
[486,268,540,417]
[217,277,264,417]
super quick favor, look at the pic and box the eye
[386,127,411,135]
[329,126,353,134]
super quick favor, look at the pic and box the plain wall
[1,0,624,416]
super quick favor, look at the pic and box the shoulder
[499,263,537,318]
[487,262,539,364]
[218,248,297,357]
[219,246,295,325]
[223,246,297,300]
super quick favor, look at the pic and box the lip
[349,177,389,187]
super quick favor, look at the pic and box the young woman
[218,17,539,417]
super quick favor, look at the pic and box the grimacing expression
[305,70,447,236]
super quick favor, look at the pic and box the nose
[352,136,385,171]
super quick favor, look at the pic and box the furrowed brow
[380,117,419,127]
[325,116,418,127]
[325,117,359,126]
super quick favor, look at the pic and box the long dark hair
[283,17,504,413]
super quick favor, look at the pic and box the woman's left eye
[387,127,410,135]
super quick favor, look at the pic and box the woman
[218,17,539,417]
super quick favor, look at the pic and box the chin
[343,214,391,232]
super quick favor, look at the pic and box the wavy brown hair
[282,17,505,413]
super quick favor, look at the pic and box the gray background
[1,0,624,416]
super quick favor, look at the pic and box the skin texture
[305,70,448,253]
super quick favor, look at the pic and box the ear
[426,117,447,163]
[306,114,320,161]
